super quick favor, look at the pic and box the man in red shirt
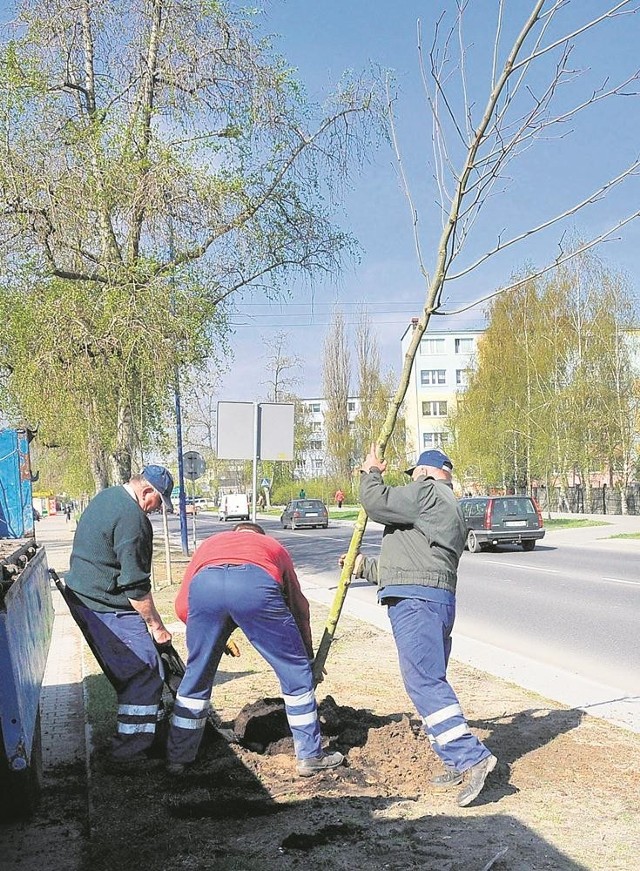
[166,522,344,776]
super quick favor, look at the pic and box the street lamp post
[175,375,189,555]
[168,212,189,555]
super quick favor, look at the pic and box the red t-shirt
[174,530,313,655]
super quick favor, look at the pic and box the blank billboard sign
[216,401,254,460]
[259,403,294,460]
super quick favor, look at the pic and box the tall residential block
[401,320,483,461]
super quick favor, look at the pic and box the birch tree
[0,0,377,490]
[314,0,640,680]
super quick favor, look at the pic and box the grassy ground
[543,517,610,529]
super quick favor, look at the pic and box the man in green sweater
[65,465,174,769]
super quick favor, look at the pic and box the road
[455,543,639,693]
[156,511,640,732]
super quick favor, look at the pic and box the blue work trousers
[167,564,322,765]
[64,588,163,759]
[386,596,490,772]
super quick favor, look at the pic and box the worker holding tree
[166,522,344,777]
[352,444,497,807]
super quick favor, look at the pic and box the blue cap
[142,465,174,511]
[405,449,453,476]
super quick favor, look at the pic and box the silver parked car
[280,499,329,529]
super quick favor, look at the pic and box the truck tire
[0,708,43,819]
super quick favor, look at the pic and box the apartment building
[401,320,483,460]
[297,396,360,478]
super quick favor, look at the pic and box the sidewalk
[542,510,640,546]
[36,514,85,769]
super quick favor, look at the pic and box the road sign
[183,450,206,481]
[261,478,271,488]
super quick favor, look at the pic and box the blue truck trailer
[0,428,53,818]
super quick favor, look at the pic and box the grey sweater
[358,469,466,595]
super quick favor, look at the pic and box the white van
[218,493,250,522]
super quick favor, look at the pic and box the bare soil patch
[83,591,639,871]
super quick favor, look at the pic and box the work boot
[456,754,498,807]
[296,751,344,777]
[430,765,463,788]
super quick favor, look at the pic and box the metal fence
[531,484,640,515]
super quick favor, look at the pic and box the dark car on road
[280,498,329,530]
[458,495,545,553]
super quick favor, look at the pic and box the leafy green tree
[321,308,354,482]
[451,249,639,503]
[0,0,377,491]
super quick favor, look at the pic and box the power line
[227,318,419,328]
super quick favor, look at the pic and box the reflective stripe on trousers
[167,564,322,764]
[64,592,163,759]
[387,596,490,772]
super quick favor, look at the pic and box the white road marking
[287,533,346,543]
[478,560,636,586]
[482,560,560,574]
[602,577,639,587]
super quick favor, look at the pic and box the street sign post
[181,450,205,548]
[183,450,206,481]
[217,402,294,521]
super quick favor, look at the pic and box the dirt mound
[228,694,442,795]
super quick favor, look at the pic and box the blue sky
[221,0,640,402]
[2,2,639,403]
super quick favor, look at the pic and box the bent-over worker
[166,522,344,776]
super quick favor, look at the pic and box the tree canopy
[0,0,378,490]
[450,248,639,497]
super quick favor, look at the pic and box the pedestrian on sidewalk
[334,488,345,509]
[166,522,344,777]
[64,465,174,770]
[352,444,497,807]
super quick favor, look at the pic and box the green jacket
[66,485,153,611]
[358,469,466,595]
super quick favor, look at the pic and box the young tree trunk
[312,3,640,681]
